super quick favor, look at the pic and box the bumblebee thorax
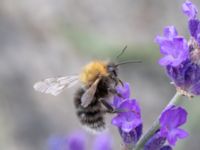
[80,60,109,86]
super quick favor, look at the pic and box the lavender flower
[112,99,142,132]
[155,1,200,96]
[159,106,188,146]
[155,26,189,67]
[156,26,189,67]
[111,83,142,145]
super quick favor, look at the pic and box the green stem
[134,92,183,150]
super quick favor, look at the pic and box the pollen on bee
[80,60,109,85]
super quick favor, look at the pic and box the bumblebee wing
[81,78,101,108]
[33,75,79,96]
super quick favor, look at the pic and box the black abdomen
[74,88,106,133]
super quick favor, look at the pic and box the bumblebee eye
[108,66,118,77]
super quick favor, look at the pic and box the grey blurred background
[0,0,200,150]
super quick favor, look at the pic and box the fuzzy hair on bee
[33,46,141,133]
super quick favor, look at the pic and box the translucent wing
[33,75,79,96]
[81,78,101,108]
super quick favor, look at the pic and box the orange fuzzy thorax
[80,60,109,86]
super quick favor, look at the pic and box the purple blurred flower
[48,136,67,150]
[159,106,188,146]
[182,0,198,19]
[93,133,113,150]
[48,132,86,150]
[155,26,189,67]
[67,132,86,150]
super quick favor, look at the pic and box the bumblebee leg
[99,98,114,113]
[108,88,123,98]
[99,98,126,114]
[118,78,124,87]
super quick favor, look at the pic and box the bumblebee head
[107,62,118,77]
[107,60,142,77]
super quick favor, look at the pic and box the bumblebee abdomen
[74,88,106,133]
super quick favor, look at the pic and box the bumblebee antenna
[116,60,142,66]
[116,45,127,59]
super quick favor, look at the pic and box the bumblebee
[34,48,140,133]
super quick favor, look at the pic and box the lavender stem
[134,92,183,150]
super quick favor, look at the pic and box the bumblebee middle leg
[107,88,123,98]
[99,98,126,114]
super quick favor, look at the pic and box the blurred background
[1,0,200,149]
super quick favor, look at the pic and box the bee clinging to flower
[33,46,140,133]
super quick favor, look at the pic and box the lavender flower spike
[159,106,189,146]
[155,1,200,96]
[112,82,142,146]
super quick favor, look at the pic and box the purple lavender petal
[167,128,189,146]
[160,106,187,130]
[111,114,124,127]
[113,82,131,107]
[163,26,178,38]
[119,99,141,117]
[93,133,113,150]
[182,0,198,19]
[116,82,131,99]
[121,118,142,132]
[159,55,175,66]
[112,111,141,132]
